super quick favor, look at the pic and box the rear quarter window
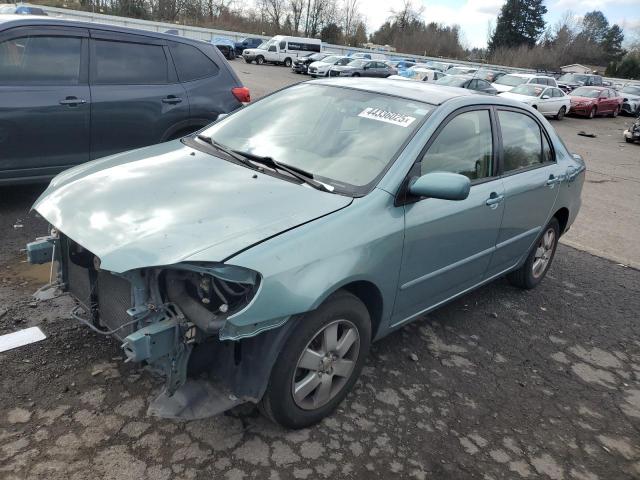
[93,39,168,85]
[169,42,219,82]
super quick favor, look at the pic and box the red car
[569,86,623,118]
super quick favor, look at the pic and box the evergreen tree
[581,11,609,44]
[488,0,547,52]
[602,24,625,62]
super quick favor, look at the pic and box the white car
[492,73,558,93]
[499,84,570,120]
[308,55,350,77]
[401,67,448,82]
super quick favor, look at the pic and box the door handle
[162,96,182,104]
[485,193,504,208]
[546,174,562,187]
[59,96,86,106]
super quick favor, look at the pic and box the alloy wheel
[589,107,596,119]
[532,228,556,279]
[557,107,565,120]
[291,319,360,410]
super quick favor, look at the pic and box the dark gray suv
[0,16,248,184]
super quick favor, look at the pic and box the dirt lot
[1,62,639,480]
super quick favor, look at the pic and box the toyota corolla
[27,79,585,429]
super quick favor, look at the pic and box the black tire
[588,106,596,119]
[260,290,371,429]
[284,57,292,67]
[611,106,620,118]
[556,106,566,120]
[508,217,560,290]
[352,72,360,77]
[244,58,252,64]
[256,55,265,65]
[625,136,633,143]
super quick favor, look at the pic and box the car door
[0,26,90,180]
[538,87,554,114]
[392,108,505,325]
[89,30,188,160]
[486,108,565,276]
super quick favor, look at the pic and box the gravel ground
[1,62,639,479]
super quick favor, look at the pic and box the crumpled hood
[33,141,352,273]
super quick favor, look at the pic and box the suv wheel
[284,57,292,67]
[508,217,560,290]
[260,290,371,429]
[256,55,265,65]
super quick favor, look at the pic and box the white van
[350,52,388,61]
[242,35,321,67]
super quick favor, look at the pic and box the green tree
[581,10,609,44]
[321,22,342,44]
[488,0,547,52]
[602,24,625,62]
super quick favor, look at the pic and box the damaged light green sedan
[27,79,585,428]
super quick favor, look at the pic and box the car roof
[573,86,607,91]
[0,15,205,44]
[310,77,474,105]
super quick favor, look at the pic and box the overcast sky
[362,0,640,48]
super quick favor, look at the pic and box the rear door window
[169,42,218,82]
[498,111,546,173]
[92,39,168,85]
[0,35,82,85]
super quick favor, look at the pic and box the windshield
[448,67,475,75]
[347,59,366,68]
[510,84,545,97]
[495,75,528,87]
[571,87,601,98]
[559,73,588,84]
[435,75,467,87]
[335,57,352,66]
[0,5,14,12]
[621,85,640,95]
[321,56,341,64]
[200,84,433,194]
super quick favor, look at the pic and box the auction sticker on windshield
[358,107,417,127]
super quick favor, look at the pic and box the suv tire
[256,55,265,65]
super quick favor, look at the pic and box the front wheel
[556,106,566,120]
[352,72,360,77]
[508,217,560,290]
[589,106,597,119]
[256,55,265,65]
[260,291,371,429]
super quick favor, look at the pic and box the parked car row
[0,15,249,184]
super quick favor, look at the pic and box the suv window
[499,111,543,172]
[421,110,493,181]
[93,39,168,85]
[170,42,218,82]
[0,35,82,85]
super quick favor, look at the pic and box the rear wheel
[260,290,371,429]
[556,106,566,120]
[256,55,265,65]
[508,217,560,290]
[611,106,620,118]
[588,106,597,119]
[284,57,292,67]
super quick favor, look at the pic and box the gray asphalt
[0,61,639,480]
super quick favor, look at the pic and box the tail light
[232,87,250,104]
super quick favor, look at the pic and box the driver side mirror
[408,172,470,201]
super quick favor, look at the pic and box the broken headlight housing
[163,263,261,336]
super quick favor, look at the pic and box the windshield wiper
[196,134,257,170]
[196,134,333,193]
[231,150,334,193]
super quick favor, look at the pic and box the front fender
[219,188,405,340]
